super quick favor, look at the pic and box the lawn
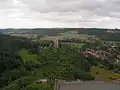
[90,66,120,81]
[19,49,40,64]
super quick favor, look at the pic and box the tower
[54,39,59,48]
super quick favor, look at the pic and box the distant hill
[0,28,120,41]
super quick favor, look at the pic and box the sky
[0,0,120,28]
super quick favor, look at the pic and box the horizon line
[0,27,119,30]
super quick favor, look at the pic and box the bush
[25,83,52,90]
[3,84,20,90]
[74,72,95,81]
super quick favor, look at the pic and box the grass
[61,42,85,48]
[19,48,40,64]
[90,66,120,81]
[25,83,51,90]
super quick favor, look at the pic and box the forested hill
[0,33,94,90]
[0,34,29,74]
[1,28,120,35]
[1,28,120,41]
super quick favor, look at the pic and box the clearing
[19,48,40,64]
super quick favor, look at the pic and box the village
[80,41,120,65]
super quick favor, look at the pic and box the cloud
[0,0,120,28]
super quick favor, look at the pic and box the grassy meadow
[91,66,120,81]
[19,49,40,64]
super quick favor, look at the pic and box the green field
[19,49,40,64]
[61,42,85,48]
[91,66,120,81]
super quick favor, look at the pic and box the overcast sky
[0,0,120,28]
